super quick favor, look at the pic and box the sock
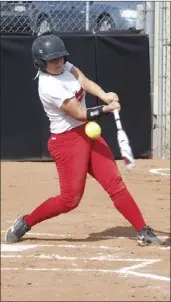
[111,188,146,232]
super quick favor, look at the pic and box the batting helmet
[32,34,69,71]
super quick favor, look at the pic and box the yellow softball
[85,121,101,139]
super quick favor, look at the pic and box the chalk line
[149,168,170,176]
[2,255,22,258]
[116,270,170,282]
[1,244,39,252]
[1,243,54,252]
[119,259,160,271]
[1,267,170,282]
[1,243,121,251]
[1,250,169,282]
[1,253,157,262]
[116,259,170,282]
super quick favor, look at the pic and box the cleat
[5,216,31,243]
[137,226,162,246]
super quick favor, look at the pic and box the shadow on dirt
[153,229,171,247]
[22,226,171,246]
[160,237,171,247]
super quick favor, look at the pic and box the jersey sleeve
[47,80,74,109]
[64,61,74,72]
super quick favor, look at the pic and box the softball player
[6,34,161,245]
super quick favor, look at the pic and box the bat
[113,109,135,169]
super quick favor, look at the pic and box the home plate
[1,244,39,252]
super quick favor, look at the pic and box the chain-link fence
[0,1,145,35]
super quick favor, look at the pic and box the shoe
[5,216,31,243]
[137,226,161,245]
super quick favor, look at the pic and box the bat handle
[113,110,122,130]
[114,109,120,120]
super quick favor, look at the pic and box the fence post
[86,1,90,31]
[163,1,170,159]
[157,1,164,158]
[144,2,155,157]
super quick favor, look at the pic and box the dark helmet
[32,34,69,71]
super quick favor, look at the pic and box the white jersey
[38,61,86,134]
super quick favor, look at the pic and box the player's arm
[60,97,120,121]
[71,66,119,105]
[61,97,87,121]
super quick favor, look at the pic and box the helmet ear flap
[33,58,46,71]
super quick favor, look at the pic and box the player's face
[46,56,64,75]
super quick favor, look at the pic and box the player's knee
[61,192,83,212]
[106,176,126,198]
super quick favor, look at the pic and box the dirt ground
[1,159,170,301]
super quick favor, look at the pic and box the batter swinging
[5,34,161,246]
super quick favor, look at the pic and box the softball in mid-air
[85,121,101,139]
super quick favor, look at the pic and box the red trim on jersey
[75,87,84,102]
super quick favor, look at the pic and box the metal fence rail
[0,1,145,35]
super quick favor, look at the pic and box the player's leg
[5,125,92,243]
[88,136,161,245]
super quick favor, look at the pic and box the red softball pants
[25,124,146,231]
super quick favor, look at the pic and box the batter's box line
[1,253,159,263]
[149,168,170,176]
[1,243,121,252]
[1,247,169,282]
[1,260,170,282]
[117,259,170,282]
